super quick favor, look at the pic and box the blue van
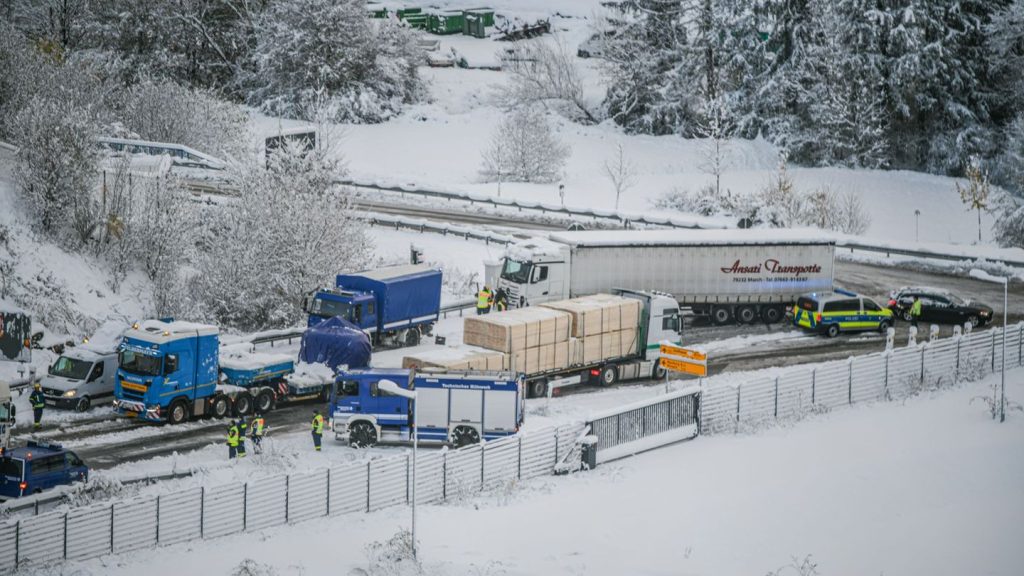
[0,441,89,499]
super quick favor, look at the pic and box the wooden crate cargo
[509,341,571,374]
[569,328,639,365]
[540,295,640,337]
[402,347,507,371]
[463,307,571,353]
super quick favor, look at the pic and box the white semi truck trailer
[497,229,836,325]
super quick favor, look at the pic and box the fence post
[884,354,890,400]
[442,451,448,502]
[1019,324,1023,366]
[517,435,523,480]
[326,469,331,517]
[285,475,290,523]
[63,512,68,559]
[155,495,161,543]
[200,486,205,538]
[14,519,19,566]
[811,368,816,405]
[735,385,742,432]
[480,443,486,490]
[242,483,248,531]
[920,346,926,387]
[554,426,561,469]
[992,330,997,372]
[367,461,372,511]
[406,454,411,504]
[773,377,779,418]
[110,504,115,554]
[848,360,853,405]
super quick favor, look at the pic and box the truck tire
[452,426,480,448]
[168,399,190,425]
[211,395,231,419]
[404,329,420,347]
[652,360,667,380]
[529,379,548,398]
[75,396,91,412]
[599,365,617,387]
[233,393,253,416]
[761,306,784,324]
[711,306,732,325]
[256,390,274,413]
[349,422,377,448]
[736,305,757,324]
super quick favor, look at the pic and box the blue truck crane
[303,264,442,348]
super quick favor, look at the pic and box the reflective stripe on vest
[253,418,265,435]
[312,414,324,434]
[477,291,490,308]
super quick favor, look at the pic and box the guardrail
[364,212,516,245]
[0,423,585,572]
[836,239,1024,269]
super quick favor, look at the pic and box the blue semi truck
[330,368,525,448]
[114,319,370,424]
[303,264,442,348]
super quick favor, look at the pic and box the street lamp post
[378,380,419,555]
[969,269,1008,422]
[914,209,921,242]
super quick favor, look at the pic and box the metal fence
[699,323,1024,434]
[586,385,701,464]
[0,423,584,572]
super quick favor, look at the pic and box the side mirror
[165,355,179,375]
[10,405,15,418]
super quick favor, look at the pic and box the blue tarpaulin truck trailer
[304,264,442,348]
[330,368,525,447]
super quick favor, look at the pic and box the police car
[0,440,89,500]
[792,289,894,338]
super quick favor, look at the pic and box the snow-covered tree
[0,225,18,299]
[247,0,422,123]
[603,143,638,210]
[993,193,1024,249]
[8,0,92,56]
[11,97,101,247]
[197,143,371,330]
[499,38,597,124]
[480,107,570,184]
[132,174,198,315]
[697,96,734,197]
[756,156,801,227]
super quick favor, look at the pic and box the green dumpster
[366,3,387,18]
[396,6,422,20]
[404,14,428,29]
[463,14,486,38]
[427,10,465,35]
[463,8,495,28]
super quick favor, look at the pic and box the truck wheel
[761,306,784,324]
[233,393,253,416]
[736,306,757,324]
[349,422,377,448]
[74,396,91,412]
[826,324,840,338]
[256,390,274,413]
[404,329,420,347]
[711,306,732,325]
[652,361,667,380]
[212,395,231,419]
[530,379,548,398]
[599,365,617,387]
[168,399,190,425]
[452,426,480,448]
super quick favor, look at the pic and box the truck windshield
[0,457,22,479]
[119,349,162,376]
[310,296,351,320]
[50,356,93,380]
[500,259,532,284]
[0,403,11,420]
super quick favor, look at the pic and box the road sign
[659,342,707,377]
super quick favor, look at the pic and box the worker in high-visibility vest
[226,422,240,459]
[29,383,45,429]
[251,413,266,454]
[236,417,248,458]
[477,286,492,315]
[910,295,923,328]
[311,409,325,451]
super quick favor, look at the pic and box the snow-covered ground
[67,367,1024,576]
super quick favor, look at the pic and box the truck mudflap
[112,399,161,422]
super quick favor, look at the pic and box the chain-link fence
[0,422,584,572]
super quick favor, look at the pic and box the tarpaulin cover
[298,317,371,372]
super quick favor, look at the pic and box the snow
[549,227,837,246]
[969,268,1010,285]
[286,361,335,387]
[66,366,1024,576]
[218,351,293,371]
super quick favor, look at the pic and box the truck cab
[114,320,219,424]
[0,440,88,500]
[498,241,570,308]
[330,368,525,448]
[305,288,376,330]
[41,348,118,412]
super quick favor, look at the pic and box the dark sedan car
[887,286,994,327]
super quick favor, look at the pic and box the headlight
[980,310,991,316]
[63,390,77,398]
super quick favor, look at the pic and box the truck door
[530,265,551,299]
[373,381,409,427]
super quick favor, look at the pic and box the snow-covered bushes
[498,38,598,124]
[11,96,101,247]
[353,529,421,576]
[480,107,570,184]
[195,143,371,331]
[247,0,423,123]
[116,78,252,160]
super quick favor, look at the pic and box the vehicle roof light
[132,322,139,329]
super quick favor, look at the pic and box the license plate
[124,411,138,418]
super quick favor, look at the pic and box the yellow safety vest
[910,299,922,317]
[477,290,490,309]
[312,414,324,434]
[227,426,239,447]
[252,417,265,436]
